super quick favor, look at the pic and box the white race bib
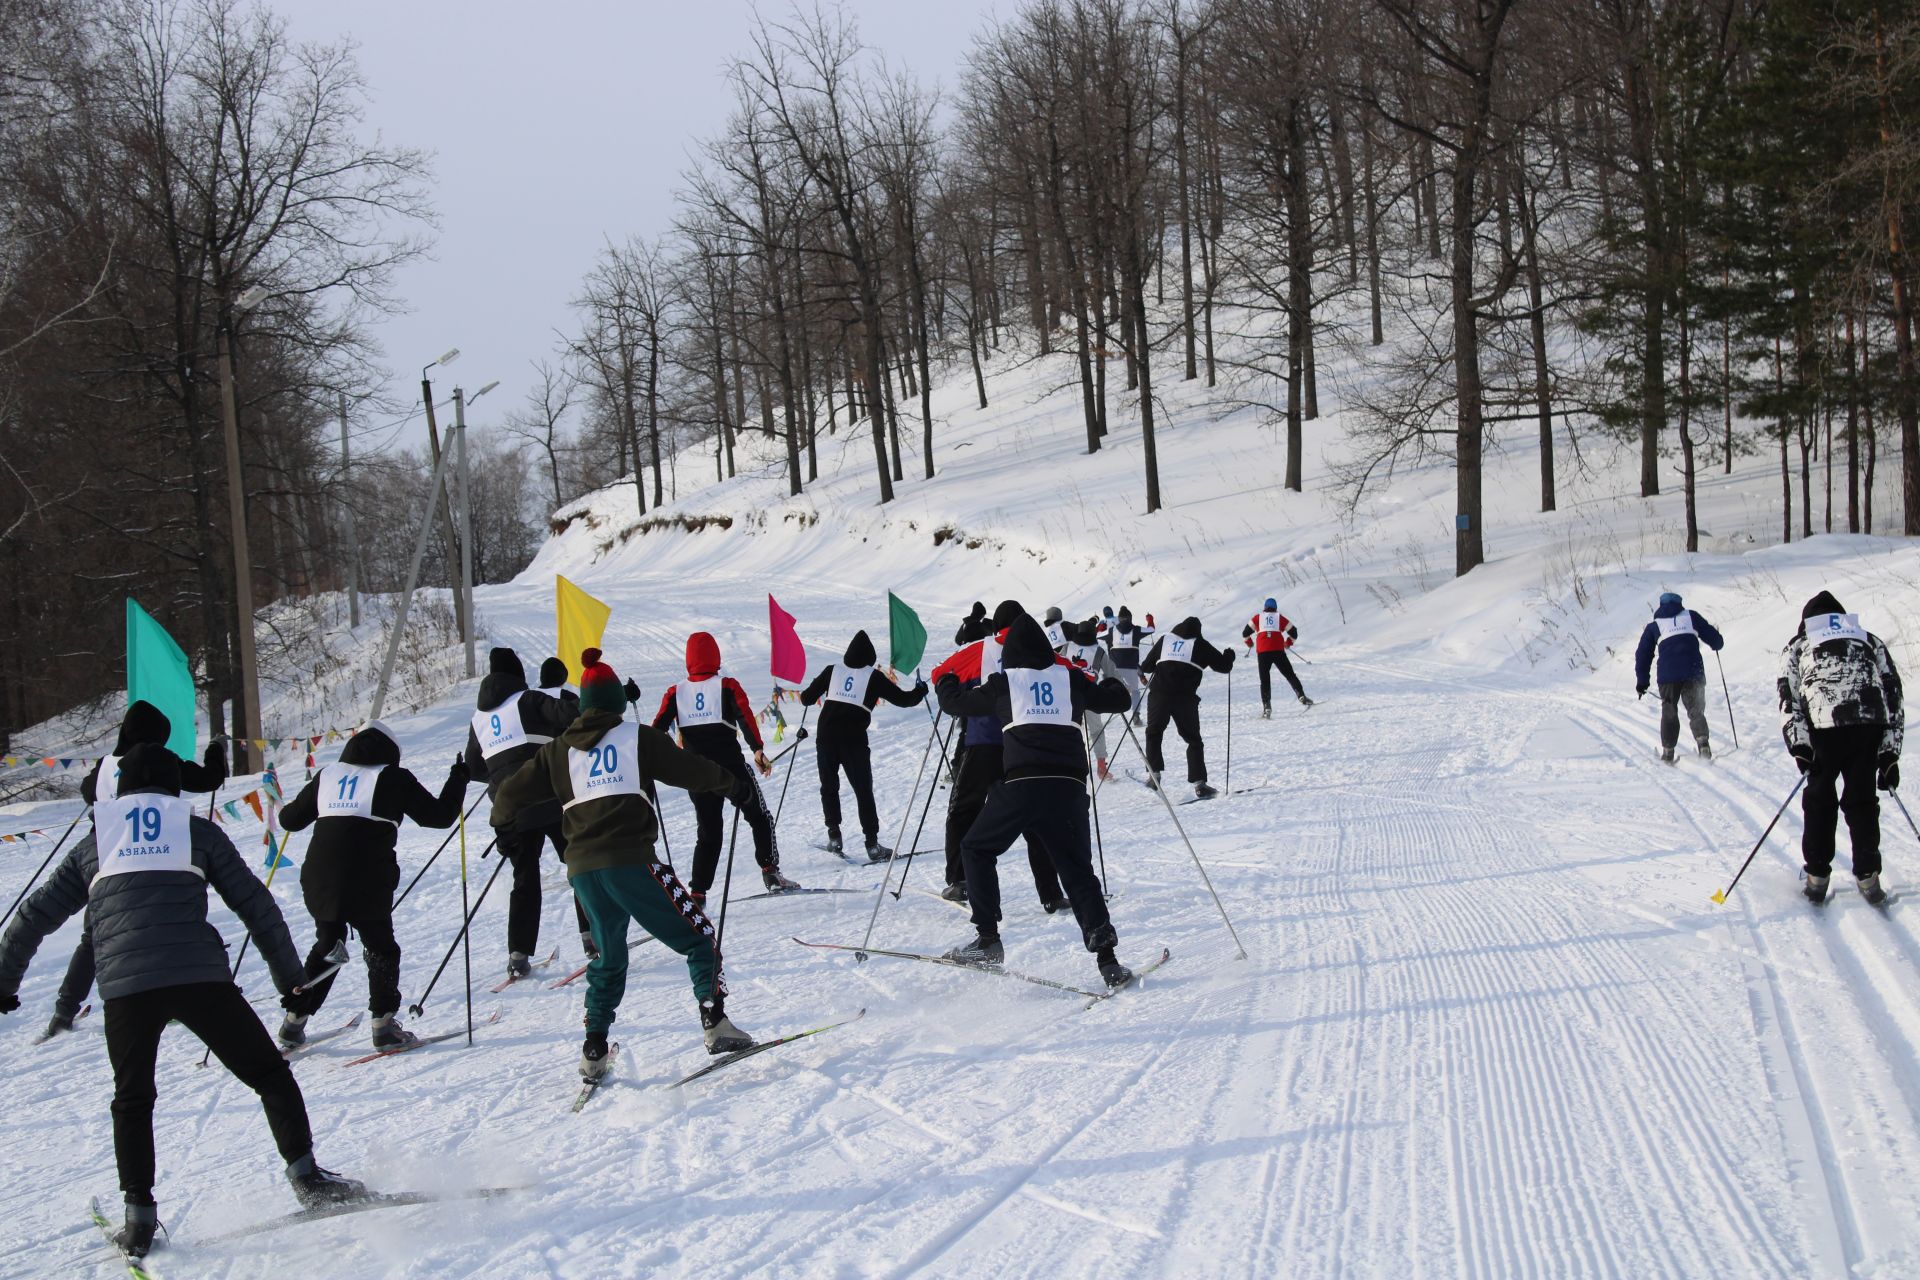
[318,763,391,824]
[1654,613,1697,644]
[92,793,199,887]
[565,722,648,811]
[1159,637,1197,666]
[95,753,123,803]
[980,639,1004,679]
[1067,642,1098,669]
[537,684,572,700]
[823,665,873,707]
[1044,622,1066,650]
[1108,628,1138,654]
[677,677,725,727]
[1807,613,1869,646]
[1009,666,1075,728]
[472,693,546,759]
[1257,611,1283,636]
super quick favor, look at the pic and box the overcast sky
[277,1,1003,454]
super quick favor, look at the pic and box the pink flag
[769,594,807,685]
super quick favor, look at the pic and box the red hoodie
[652,632,764,753]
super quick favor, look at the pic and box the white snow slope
[3,315,1920,1279]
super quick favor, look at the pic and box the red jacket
[651,632,764,752]
[1244,612,1295,654]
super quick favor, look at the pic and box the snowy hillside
[3,311,1920,1277]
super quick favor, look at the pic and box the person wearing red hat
[496,651,758,1075]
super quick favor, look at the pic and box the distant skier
[466,647,601,976]
[1066,619,1121,779]
[275,721,469,1051]
[1042,606,1068,651]
[1139,617,1236,800]
[955,601,988,646]
[936,614,1137,987]
[652,632,795,895]
[1242,598,1312,714]
[1779,593,1905,905]
[1103,606,1152,725]
[536,656,581,714]
[44,701,227,1041]
[0,745,365,1260]
[1633,592,1726,762]
[800,630,929,860]
[494,651,756,1077]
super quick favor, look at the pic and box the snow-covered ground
[3,316,1918,1277]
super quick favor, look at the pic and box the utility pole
[218,286,267,775]
[420,351,466,645]
[339,390,360,629]
[454,386,476,678]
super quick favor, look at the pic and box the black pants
[943,743,1061,902]
[1803,725,1883,878]
[1145,694,1208,784]
[55,930,95,1020]
[1257,649,1304,704]
[501,823,588,954]
[105,982,311,1202]
[961,778,1115,951]
[816,734,880,840]
[689,749,777,893]
[286,913,402,1018]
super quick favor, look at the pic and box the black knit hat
[489,647,523,678]
[1802,591,1845,620]
[539,657,569,688]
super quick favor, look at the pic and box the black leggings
[1145,695,1208,784]
[1257,649,1304,703]
[286,914,402,1018]
[105,982,311,1202]
[816,734,881,839]
[501,823,589,954]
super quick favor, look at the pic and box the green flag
[126,599,196,758]
[888,591,927,673]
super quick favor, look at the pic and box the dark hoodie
[464,647,575,833]
[493,708,744,877]
[1104,607,1150,670]
[954,602,988,646]
[81,700,226,806]
[931,600,1024,747]
[937,615,1131,781]
[281,724,467,921]
[1140,616,1234,703]
[651,632,765,756]
[800,630,929,741]
[537,657,582,715]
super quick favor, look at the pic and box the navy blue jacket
[1635,603,1724,688]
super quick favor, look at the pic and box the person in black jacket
[800,630,929,859]
[0,746,364,1259]
[44,701,228,1041]
[1139,617,1236,800]
[937,614,1136,988]
[464,647,596,978]
[1103,606,1152,725]
[276,721,468,1050]
[536,656,581,713]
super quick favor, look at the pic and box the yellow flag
[556,575,612,684]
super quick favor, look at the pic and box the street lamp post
[219,284,268,775]
[451,379,498,679]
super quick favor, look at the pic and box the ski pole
[1085,721,1110,898]
[1710,774,1805,904]
[861,712,946,953]
[203,827,296,1067]
[459,803,473,1046]
[0,809,83,933]
[1715,651,1740,750]
[771,713,812,827]
[890,715,957,900]
[290,940,352,996]
[648,780,674,866]
[1224,668,1234,797]
[394,792,488,908]
[713,800,746,961]
[1119,718,1248,959]
[1892,790,1920,845]
[883,713,944,872]
[408,850,509,1017]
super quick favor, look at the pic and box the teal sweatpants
[572,861,723,1036]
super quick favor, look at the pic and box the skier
[1242,598,1312,713]
[1042,606,1068,652]
[799,630,929,859]
[1104,606,1152,725]
[1139,617,1237,800]
[1066,619,1121,779]
[493,651,756,1076]
[274,722,469,1051]
[465,646,600,978]
[1634,592,1727,762]
[652,632,796,895]
[536,656,581,714]
[0,745,364,1260]
[955,601,988,646]
[44,701,227,1041]
[936,614,1136,987]
[1779,592,1905,905]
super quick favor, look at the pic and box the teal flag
[888,592,927,673]
[126,599,196,758]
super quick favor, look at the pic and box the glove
[1879,756,1900,792]
[727,774,759,810]
[280,992,304,1013]
[624,678,642,704]
[1220,649,1237,670]
[448,755,471,786]
[203,740,228,781]
[1790,743,1814,774]
[914,680,928,695]
[1286,625,1298,640]
[0,992,18,1015]
[1636,686,1647,700]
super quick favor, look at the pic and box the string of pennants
[3,769,290,871]
[5,730,348,776]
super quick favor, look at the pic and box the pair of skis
[793,938,1170,1010]
[569,1010,869,1109]
[488,947,560,993]
[340,1010,501,1067]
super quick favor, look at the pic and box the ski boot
[1041,897,1068,915]
[1803,872,1830,905]
[1144,774,1160,792]
[1130,712,1144,727]
[1096,948,1134,990]
[865,838,893,863]
[762,867,802,892]
[1193,782,1219,800]
[580,930,600,962]
[940,881,969,904]
[1697,741,1713,761]
[580,1031,612,1081]
[370,1014,420,1051]
[507,951,532,980]
[689,889,708,908]
[1261,704,1272,720]
[700,1001,753,1054]
[43,1010,76,1040]
[113,1200,159,1259]
[277,1012,309,1049]
[1096,758,1111,782]
[943,932,1005,968]
[1660,747,1676,765]
[286,1153,367,1208]
[1860,873,1888,907]
[1298,695,1314,708]
[825,830,844,856]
